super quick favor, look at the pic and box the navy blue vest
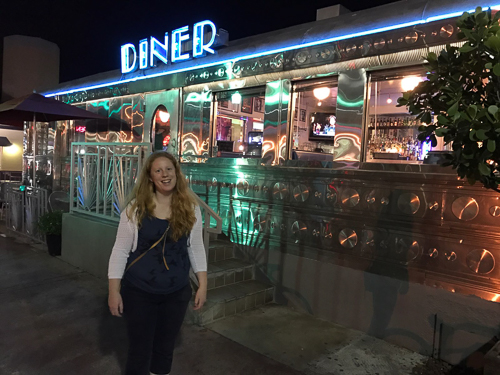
[124,216,190,294]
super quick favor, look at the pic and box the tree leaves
[487,139,496,152]
[459,43,476,53]
[448,102,459,116]
[485,35,500,52]
[421,111,432,124]
[435,127,449,137]
[467,105,477,119]
[494,64,500,76]
[479,163,491,176]
[396,8,500,192]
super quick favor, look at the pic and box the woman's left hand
[193,286,207,310]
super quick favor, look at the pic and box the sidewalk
[0,231,302,375]
[0,229,454,375]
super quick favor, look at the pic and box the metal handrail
[191,192,222,287]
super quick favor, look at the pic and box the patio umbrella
[0,93,113,187]
[0,93,108,128]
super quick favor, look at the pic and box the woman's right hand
[108,291,123,317]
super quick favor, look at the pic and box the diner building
[33,0,500,365]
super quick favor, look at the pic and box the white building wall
[2,35,59,101]
[0,129,23,171]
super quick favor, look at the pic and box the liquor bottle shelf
[368,126,420,130]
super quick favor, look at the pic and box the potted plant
[37,210,63,256]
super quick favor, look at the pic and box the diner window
[214,87,265,158]
[365,70,450,163]
[290,79,338,161]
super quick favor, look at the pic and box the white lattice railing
[70,142,222,286]
[70,142,150,221]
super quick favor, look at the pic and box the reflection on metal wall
[181,90,211,162]
[83,95,145,143]
[262,80,290,165]
[334,69,366,162]
[185,158,500,303]
[145,89,180,156]
[279,80,290,163]
[41,96,145,192]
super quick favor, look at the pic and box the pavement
[0,228,455,375]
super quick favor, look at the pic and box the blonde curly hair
[126,151,196,241]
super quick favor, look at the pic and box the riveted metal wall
[185,158,500,303]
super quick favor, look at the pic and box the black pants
[121,282,192,375]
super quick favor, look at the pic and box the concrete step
[187,280,274,325]
[207,240,234,262]
[207,258,254,290]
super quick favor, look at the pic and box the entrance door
[145,89,180,156]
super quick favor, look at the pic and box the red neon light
[163,134,171,147]
[76,126,86,133]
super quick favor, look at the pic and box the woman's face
[149,157,177,196]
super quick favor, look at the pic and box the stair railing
[191,192,222,286]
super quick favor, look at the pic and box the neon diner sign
[121,20,217,74]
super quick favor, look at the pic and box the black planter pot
[46,234,62,256]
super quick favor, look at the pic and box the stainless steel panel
[181,157,500,302]
[181,90,211,162]
[279,80,290,163]
[334,69,366,162]
[339,228,358,249]
[291,220,308,243]
[262,80,289,166]
[397,193,421,215]
[451,196,479,221]
[272,182,289,201]
[466,249,495,275]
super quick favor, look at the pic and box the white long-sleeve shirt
[108,205,207,279]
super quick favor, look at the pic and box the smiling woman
[107,151,207,375]
[150,156,177,198]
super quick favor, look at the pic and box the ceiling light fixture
[231,92,242,104]
[313,87,330,101]
[158,110,170,123]
[401,76,422,92]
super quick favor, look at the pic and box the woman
[108,151,207,375]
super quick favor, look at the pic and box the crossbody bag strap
[125,224,170,272]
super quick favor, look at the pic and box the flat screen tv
[309,112,336,141]
[248,131,263,145]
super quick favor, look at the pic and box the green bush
[37,210,63,236]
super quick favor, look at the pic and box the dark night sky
[0,0,399,83]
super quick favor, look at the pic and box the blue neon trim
[171,26,190,62]
[45,4,500,97]
[120,43,137,74]
[150,34,169,67]
[139,39,148,70]
[193,20,217,57]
